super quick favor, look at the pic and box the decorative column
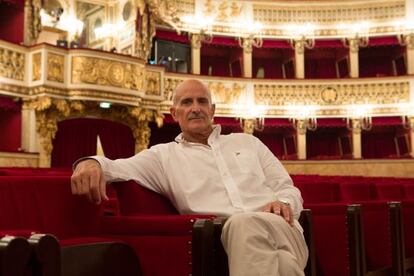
[408,116,414,158]
[190,34,201,75]
[351,119,362,159]
[404,34,414,74]
[23,0,42,45]
[242,119,255,134]
[21,101,38,152]
[296,120,307,160]
[293,40,305,79]
[241,38,253,78]
[348,38,360,78]
[128,107,164,153]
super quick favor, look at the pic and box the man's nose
[190,103,201,112]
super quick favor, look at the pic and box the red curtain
[155,30,189,44]
[0,1,24,44]
[359,45,401,77]
[305,58,337,79]
[0,103,21,152]
[254,132,284,158]
[306,128,346,159]
[253,58,283,78]
[97,120,135,160]
[201,56,230,76]
[361,127,397,158]
[51,118,135,168]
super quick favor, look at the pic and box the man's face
[170,81,215,136]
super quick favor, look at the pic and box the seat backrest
[373,183,404,200]
[112,180,178,215]
[295,181,341,204]
[0,176,102,238]
[339,180,374,202]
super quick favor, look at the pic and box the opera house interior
[1,0,414,275]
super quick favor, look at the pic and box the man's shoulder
[149,141,178,151]
[222,132,258,142]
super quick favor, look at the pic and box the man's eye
[181,99,192,105]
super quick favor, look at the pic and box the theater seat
[0,176,215,276]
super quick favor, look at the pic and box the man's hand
[71,159,108,204]
[262,201,294,226]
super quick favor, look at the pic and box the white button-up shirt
[93,125,303,230]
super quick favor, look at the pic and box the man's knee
[224,212,286,229]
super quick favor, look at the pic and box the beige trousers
[221,212,308,276]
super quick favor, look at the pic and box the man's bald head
[172,79,213,106]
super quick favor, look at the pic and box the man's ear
[211,104,216,116]
[170,106,178,122]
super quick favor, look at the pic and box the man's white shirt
[92,125,304,231]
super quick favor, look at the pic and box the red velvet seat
[0,176,215,276]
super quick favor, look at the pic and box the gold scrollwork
[71,56,145,90]
[145,71,161,96]
[321,86,338,104]
[164,78,183,101]
[47,53,64,83]
[0,48,25,81]
[208,82,244,104]
[255,82,409,106]
[32,53,41,81]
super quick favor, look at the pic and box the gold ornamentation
[404,33,414,50]
[32,53,41,81]
[24,0,42,45]
[164,77,183,101]
[71,56,145,90]
[0,48,25,80]
[145,71,161,96]
[134,3,156,60]
[108,62,125,86]
[321,87,338,104]
[253,2,404,25]
[190,34,202,49]
[47,53,64,83]
[255,81,410,106]
[208,82,244,104]
[242,119,255,134]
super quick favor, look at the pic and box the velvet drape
[51,118,135,168]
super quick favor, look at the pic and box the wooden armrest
[0,235,32,276]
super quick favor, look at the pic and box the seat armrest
[299,209,316,276]
[0,235,32,276]
[100,215,214,236]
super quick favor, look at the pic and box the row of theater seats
[292,174,414,276]
[0,167,314,276]
[1,167,413,276]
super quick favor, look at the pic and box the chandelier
[285,23,315,49]
[341,22,370,48]
[398,103,414,130]
[233,89,267,134]
[345,104,373,131]
[394,20,414,46]
[286,104,318,131]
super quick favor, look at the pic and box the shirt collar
[175,124,222,145]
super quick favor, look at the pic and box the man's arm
[71,147,168,204]
[253,136,303,225]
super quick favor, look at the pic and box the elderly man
[71,79,308,276]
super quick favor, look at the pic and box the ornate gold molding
[145,71,161,96]
[0,48,25,81]
[47,53,64,83]
[32,53,41,81]
[253,1,404,26]
[255,81,410,106]
[27,95,164,166]
[71,56,145,90]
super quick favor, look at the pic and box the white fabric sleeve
[87,147,168,196]
[253,136,304,219]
